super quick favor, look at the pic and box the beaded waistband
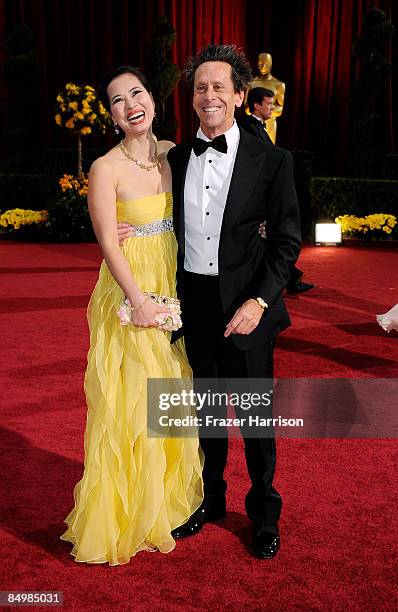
[128,217,174,237]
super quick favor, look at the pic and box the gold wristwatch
[254,297,268,310]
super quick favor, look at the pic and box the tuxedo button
[205,185,209,190]
[208,160,212,163]
[209,263,213,267]
[207,237,210,240]
[206,211,209,216]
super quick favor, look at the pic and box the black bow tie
[192,134,228,156]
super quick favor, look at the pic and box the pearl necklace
[120,138,161,171]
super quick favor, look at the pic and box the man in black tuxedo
[167,44,301,559]
[239,87,315,295]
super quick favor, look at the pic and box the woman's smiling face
[107,73,155,136]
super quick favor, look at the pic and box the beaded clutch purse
[145,292,181,311]
[117,292,182,332]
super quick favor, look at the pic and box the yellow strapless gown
[60,192,203,565]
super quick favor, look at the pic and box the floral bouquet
[45,173,94,242]
[55,82,111,176]
[58,173,88,197]
[55,83,110,136]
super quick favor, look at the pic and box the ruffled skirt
[60,232,203,564]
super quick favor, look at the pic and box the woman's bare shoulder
[90,147,120,174]
[156,140,175,155]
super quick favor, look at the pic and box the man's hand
[117,222,133,245]
[224,299,264,337]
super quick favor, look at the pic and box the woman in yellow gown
[60,66,203,565]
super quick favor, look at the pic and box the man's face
[254,95,275,121]
[193,61,244,138]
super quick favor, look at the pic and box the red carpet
[1,242,397,611]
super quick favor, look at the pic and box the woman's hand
[131,297,171,328]
[258,220,267,239]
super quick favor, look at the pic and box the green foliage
[148,16,181,140]
[151,63,181,104]
[352,8,395,58]
[383,154,398,179]
[310,177,398,221]
[0,171,95,242]
[349,8,395,177]
[0,173,55,213]
[46,190,95,243]
[1,24,42,157]
[0,146,105,176]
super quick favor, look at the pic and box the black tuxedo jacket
[168,126,301,349]
[237,113,274,145]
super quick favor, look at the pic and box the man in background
[239,86,274,145]
[239,87,315,296]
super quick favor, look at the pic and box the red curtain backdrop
[0,0,395,174]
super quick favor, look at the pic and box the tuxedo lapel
[249,115,264,138]
[220,127,267,241]
[172,142,192,257]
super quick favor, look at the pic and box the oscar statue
[246,52,285,144]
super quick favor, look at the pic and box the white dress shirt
[184,121,240,275]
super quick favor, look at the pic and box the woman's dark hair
[98,65,149,112]
[183,44,252,92]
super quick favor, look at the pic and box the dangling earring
[114,122,120,135]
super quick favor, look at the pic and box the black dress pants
[182,271,282,531]
[287,266,303,288]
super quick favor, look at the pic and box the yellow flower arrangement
[54,82,111,136]
[41,171,94,242]
[335,214,397,238]
[0,209,48,230]
[59,173,89,197]
[98,101,107,117]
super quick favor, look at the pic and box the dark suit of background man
[239,87,315,295]
[168,45,301,559]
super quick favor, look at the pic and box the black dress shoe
[171,504,226,539]
[252,530,280,559]
[287,279,316,295]
[291,267,304,281]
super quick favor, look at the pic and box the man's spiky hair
[183,44,252,92]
